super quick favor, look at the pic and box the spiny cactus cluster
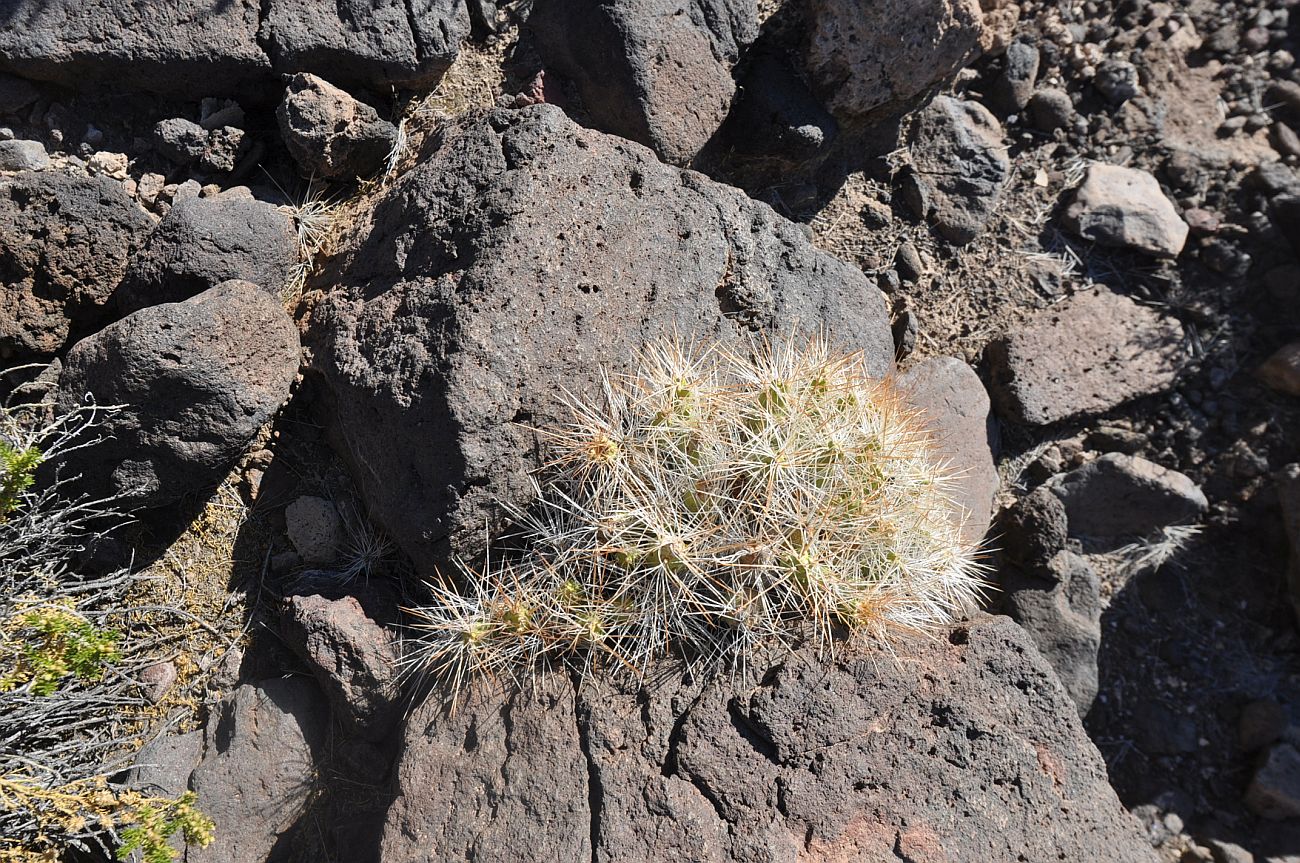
[405,336,986,692]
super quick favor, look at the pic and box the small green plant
[0,601,121,696]
[0,442,41,521]
[115,791,215,863]
[0,776,213,863]
[406,335,986,691]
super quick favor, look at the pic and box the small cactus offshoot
[405,335,986,691]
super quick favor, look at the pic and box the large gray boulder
[187,679,328,863]
[0,171,152,361]
[1048,453,1208,544]
[304,105,894,569]
[902,96,1010,245]
[986,288,1186,425]
[113,195,298,315]
[261,0,468,94]
[0,0,467,97]
[55,281,300,508]
[380,615,1158,861]
[528,0,758,166]
[803,0,987,123]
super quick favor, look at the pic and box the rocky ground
[2,0,1300,861]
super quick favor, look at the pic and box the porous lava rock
[902,95,1010,244]
[0,0,466,97]
[1048,453,1208,544]
[187,679,328,863]
[986,288,1185,425]
[803,0,988,123]
[303,105,894,569]
[277,73,398,180]
[113,194,298,315]
[379,614,1157,861]
[527,0,758,166]
[54,281,300,508]
[0,170,153,361]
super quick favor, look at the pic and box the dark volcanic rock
[304,105,894,569]
[277,73,398,180]
[986,288,1185,425]
[262,0,468,95]
[188,678,328,863]
[721,50,838,168]
[992,39,1040,112]
[114,195,298,315]
[55,281,300,508]
[0,138,49,171]
[0,171,153,361]
[283,594,400,741]
[380,615,1157,861]
[1048,453,1208,544]
[380,674,590,861]
[528,0,758,166]
[0,0,466,97]
[804,0,986,123]
[153,118,208,165]
[1003,549,1103,715]
[897,355,999,545]
[902,95,1009,244]
[0,0,269,95]
[1001,484,1069,564]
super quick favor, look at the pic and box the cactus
[405,335,986,690]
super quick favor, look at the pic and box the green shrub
[0,442,40,521]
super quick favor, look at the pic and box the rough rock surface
[1063,163,1189,258]
[0,139,49,171]
[0,0,268,95]
[0,0,467,96]
[1003,549,1103,715]
[804,0,986,121]
[986,288,1186,425]
[113,195,298,315]
[128,730,204,799]
[55,281,301,508]
[261,0,469,94]
[188,679,328,863]
[1048,453,1209,543]
[284,495,344,564]
[528,0,758,166]
[1001,484,1069,564]
[380,614,1157,861]
[992,39,1040,112]
[903,95,1010,244]
[0,171,153,360]
[277,73,398,180]
[304,105,894,568]
[282,594,400,741]
[897,355,999,545]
